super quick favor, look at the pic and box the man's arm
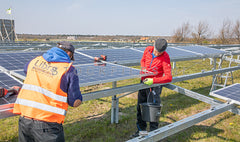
[24,60,32,75]
[61,66,83,107]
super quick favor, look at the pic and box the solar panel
[133,47,203,62]
[75,62,152,87]
[0,71,22,106]
[71,52,93,65]
[0,51,44,70]
[133,46,226,62]
[174,46,226,57]
[0,50,93,71]
[210,83,240,105]
[8,63,152,88]
[0,71,22,89]
[77,48,143,64]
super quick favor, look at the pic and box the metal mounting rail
[82,66,240,101]
[164,84,239,115]
[127,83,239,142]
[127,103,235,142]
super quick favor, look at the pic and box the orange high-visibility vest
[13,56,72,124]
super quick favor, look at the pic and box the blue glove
[143,78,153,85]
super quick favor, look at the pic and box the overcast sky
[1,0,240,36]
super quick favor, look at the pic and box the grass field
[0,58,240,142]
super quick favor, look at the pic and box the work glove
[143,78,153,86]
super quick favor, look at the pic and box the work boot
[130,130,139,138]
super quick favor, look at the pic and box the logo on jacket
[32,60,58,76]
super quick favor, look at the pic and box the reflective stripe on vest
[21,84,67,103]
[15,98,66,116]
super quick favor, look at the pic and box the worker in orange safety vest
[13,41,82,142]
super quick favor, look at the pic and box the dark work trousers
[136,85,162,131]
[18,116,65,142]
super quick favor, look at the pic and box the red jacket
[141,46,172,84]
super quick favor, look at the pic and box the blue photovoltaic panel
[135,47,146,52]
[71,52,93,65]
[0,51,44,70]
[133,46,225,62]
[0,71,22,105]
[75,63,151,87]
[0,71,22,89]
[210,83,240,105]
[10,63,152,87]
[134,47,202,61]
[174,46,225,56]
[0,46,225,71]
[0,51,93,71]
[167,47,202,61]
[77,48,143,64]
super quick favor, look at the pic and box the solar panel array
[0,46,226,72]
[0,46,227,88]
[134,46,226,62]
[210,83,240,105]
[0,51,94,71]
[8,63,151,87]
[0,46,227,110]
[75,63,149,87]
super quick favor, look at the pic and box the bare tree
[191,21,210,44]
[172,22,191,42]
[232,20,240,43]
[218,19,232,44]
[172,28,183,42]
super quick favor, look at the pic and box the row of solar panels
[0,45,228,119]
[0,46,225,71]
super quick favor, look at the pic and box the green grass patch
[1,58,240,141]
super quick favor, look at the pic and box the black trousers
[18,116,65,142]
[136,85,162,131]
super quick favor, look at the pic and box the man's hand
[143,78,153,85]
[73,99,82,107]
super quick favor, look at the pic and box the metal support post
[172,62,177,75]
[211,54,235,92]
[111,81,119,123]
[211,57,217,91]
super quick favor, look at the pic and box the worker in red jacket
[132,39,172,137]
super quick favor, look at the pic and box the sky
[0,0,240,36]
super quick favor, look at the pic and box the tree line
[171,19,240,44]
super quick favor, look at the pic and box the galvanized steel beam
[127,103,235,142]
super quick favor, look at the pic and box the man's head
[57,41,75,60]
[154,39,167,52]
